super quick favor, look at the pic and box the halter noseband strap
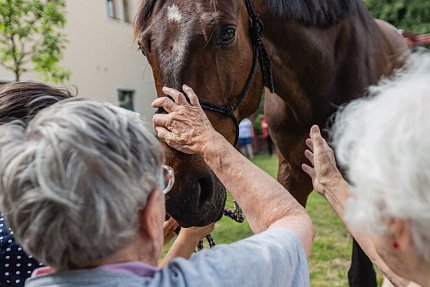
[199,0,274,147]
[156,0,274,147]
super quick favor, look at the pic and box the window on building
[123,0,130,23]
[106,0,116,19]
[118,90,135,111]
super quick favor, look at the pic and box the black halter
[157,0,274,147]
[199,0,274,147]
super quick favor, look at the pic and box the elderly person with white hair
[0,89,314,286]
[302,54,430,287]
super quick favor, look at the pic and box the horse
[134,0,408,285]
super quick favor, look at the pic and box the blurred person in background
[0,82,73,287]
[238,117,255,159]
[261,115,274,156]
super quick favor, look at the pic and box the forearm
[324,181,411,287]
[203,134,309,234]
[159,235,199,267]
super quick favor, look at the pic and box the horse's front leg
[276,143,313,207]
[265,93,313,207]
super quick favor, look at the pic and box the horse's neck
[257,5,397,122]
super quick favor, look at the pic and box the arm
[159,224,214,267]
[152,85,315,258]
[163,218,179,246]
[302,125,419,287]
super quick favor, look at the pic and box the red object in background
[261,117,269,139]
[403,31,430,48]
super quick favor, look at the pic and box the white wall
[0,0,157,124]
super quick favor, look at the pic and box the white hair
[0,98,164,270]
[332,53,430,261]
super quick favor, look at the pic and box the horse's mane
[134,0,365,37]
[134,0,156,38]
[261,0,364,27]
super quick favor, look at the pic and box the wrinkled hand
[177,223,215,245]
[176,223,215,250]
[301,125,343,197]
[163,218,179,245]
[152,85,220,155]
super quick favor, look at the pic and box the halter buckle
[224,105,234,116]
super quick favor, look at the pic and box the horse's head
[135,0,267,227]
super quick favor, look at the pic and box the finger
[305,138,313,151]
[155,126,173,141]
[162,87,189,106]
[301,163,316,179]
[163,221,169,229]
[183,84,201,107]
[153,114,172,128]
[310,125,328,151]
[304,149,314,166]
[164,218,176,228]
[163,219,175,230]
[152,97,179,113]
[310,125,321,138]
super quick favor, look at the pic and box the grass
[163,155,379,286]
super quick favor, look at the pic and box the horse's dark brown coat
[135,0,406,226]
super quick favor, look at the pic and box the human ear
[139,190,163,241]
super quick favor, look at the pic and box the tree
[365,0,430,34]
[0,0,70,82]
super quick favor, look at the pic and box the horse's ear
[134,0,157,38]
[142,0,156,20]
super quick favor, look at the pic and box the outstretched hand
[301,125,343,197]
[152,85,222,155]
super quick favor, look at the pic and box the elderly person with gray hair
[302,54,430,287]
[0,86,314,286]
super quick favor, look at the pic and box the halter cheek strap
[199,0,275,147]
[156,0,274,148]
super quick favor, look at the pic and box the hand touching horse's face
[135,0,264,227]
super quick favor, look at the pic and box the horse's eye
[218,26,236,46]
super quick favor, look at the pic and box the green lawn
[163,155,376,286]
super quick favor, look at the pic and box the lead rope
[197,201,244,251]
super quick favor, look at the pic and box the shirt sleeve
[155,228,310,287]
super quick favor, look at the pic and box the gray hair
[0,98,164,270]
[332,53,430,261]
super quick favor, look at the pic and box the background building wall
[0,0,157,124]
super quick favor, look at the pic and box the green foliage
[0,0,70,82]
[365,0,430,34]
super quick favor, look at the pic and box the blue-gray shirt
[26,228,309,287]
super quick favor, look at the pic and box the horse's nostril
[197,177,213,207]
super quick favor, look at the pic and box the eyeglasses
[162,165,175,194]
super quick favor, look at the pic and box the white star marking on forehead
[167,4,182,23]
